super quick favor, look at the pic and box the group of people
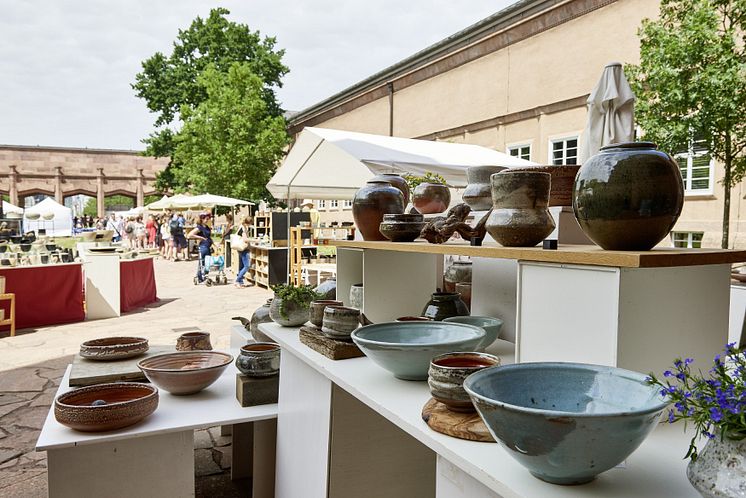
[103,212,189,259]
[189,212,254,288]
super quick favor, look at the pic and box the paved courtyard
[0,258,272,497]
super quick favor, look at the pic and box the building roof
[0,144,149,155]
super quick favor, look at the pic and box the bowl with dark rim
[54,382,158,432]
[138,351,233,395]
[463,362,668,485]
[428,352,500,412]
[80,337,149,361]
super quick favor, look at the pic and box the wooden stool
[0,293,15,336]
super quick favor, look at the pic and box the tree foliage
[171,62,289,201]
[627,0,746,248]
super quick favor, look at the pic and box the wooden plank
[421,398,494,443]
[299,326,364,360]
[69,345,173,386]
[331,240,746,268]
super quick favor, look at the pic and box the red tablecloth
[0,264,85,330]
[120,258,158,313]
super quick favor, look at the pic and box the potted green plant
[648,343,746,496]
[269,283,320,327]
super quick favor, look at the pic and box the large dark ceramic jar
[353,180,405,241]
[421,292,469,321]
[372,174,410,206]
[573,142,684,250]
[463,166,506,210]
[413,183,451,214]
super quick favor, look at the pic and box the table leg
[252,418,277,498]
[47,431,194,498]
[231,422,253,480]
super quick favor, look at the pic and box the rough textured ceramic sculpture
[687,437,746,498]
[443,261,472,293]
[428,352,500,412]
[352,180,405,240]
[463,166,507,210]
[138,351,233,395]
[413,183,451,214]
[79,337,149,360]
[371,173,410,205]
[573,142,684,250]
[176,332,212,351]
[420,204,490,244]
[510,165,580,207]
[379,213,426,242]
[421,292,469,321]
[235,343,280,377]
[486,171,555,247]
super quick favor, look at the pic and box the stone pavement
[0,257,272,497]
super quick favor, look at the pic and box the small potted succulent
[269,283,320,327]
[647,343,746,496]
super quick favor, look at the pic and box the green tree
[171,62,289,201]
[627,0,746,248]
[133,7,288,190]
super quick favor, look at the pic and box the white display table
[37,360,278,498]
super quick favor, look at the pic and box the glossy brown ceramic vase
[463,166,507,210]
[353,180,405,240]
[486,171,555,247]
[510,165,581,207]
[573,142,684,250]
[371,173,410,205]
[421,292,469,321]
[413,183,451,214]
[176,332,212,351]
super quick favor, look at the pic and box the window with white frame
[676,141,714,194]
[508,144,531,161]
[343,199,353,208]
[330,200,338,208]
[317,200,326,209]
[671,231,704,248]
[550,137,578,165]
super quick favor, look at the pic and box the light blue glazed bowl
[351,322,485,380]
[463,362,667,485]
[443,316,503,350]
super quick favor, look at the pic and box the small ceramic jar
[310,300,344,328]
[421,292,469,321]
[235,342,281,377]
[321,306,361,340]
[428,352,501,412]
[176,332,212,351]
[349,283,364,310]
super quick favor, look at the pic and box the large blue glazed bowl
[463,362,667,485]
[351,322,485,380]
[443,316,503,351]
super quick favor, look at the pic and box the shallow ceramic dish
[428,352,500,412]
[80,336,149,360]
[463,362,668,484]
[54,382,158,432]
[443,316,503,351]
[138,351,233,395]
[350,322,485,380]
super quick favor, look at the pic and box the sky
[0,0,516,151]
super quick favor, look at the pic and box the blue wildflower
[663,370,673,378]
[709,407,723,423]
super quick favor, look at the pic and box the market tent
[172,194,254,209]
[267,127,536,200]
[2,201,23,215]
[145,194,192,211]
[23,198,73,236]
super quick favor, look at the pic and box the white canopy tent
[2,201,23,215]
[23,198,73,236]
[145,194,192,211]
[146,194,254,211]
[267,127,536,200]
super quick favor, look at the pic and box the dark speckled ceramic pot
[573,142,684,250]
[353,180,405,240]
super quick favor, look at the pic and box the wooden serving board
[421,398,495,443]
[69,345,173,387]
[299,325,364,360]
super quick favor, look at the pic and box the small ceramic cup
[428,352,500,412]
[321,306,361,341]
[235,342,281,377]
[176,332,213,351]
[310,300,344,327]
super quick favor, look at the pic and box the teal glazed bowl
[463,362,667,485]
[443,316,503,350]
[351,322,485,380]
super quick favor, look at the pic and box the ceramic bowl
[443,316,503,351]
[379,220,426,242]
[350,322,485,380]
[310,299,344,327]
[428,352,500,412]
[54,382,158,432]
[235,342,280,377]
[321,306,361,340]
[175,331,212,351]
[463,362,668,484]
[138,351,233,395]
[395,316,432,322]
[80,336,149,361]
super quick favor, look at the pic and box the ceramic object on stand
[421,291,469,321]
[379,213,426,242]
[444,316,503,351]
[269,296,310,327]
[321,306,361,340]
[463,362,668,484]
[314,279,337,300]
[444,261,472,293]
[413,183,451,214]
[510,165,580,207]
[371,173,410,206]
[352,180,405,241]
[349,283,364,310]
[249,299,274,342]
[573,142,684,250]
[462,166,507,210]
[80,337,149,360]
[310,300,344,328]
[687,437,746,498]
[235,343,281,377]
[138,351,233,395]
[176,332,212,351]
[486,171,555,247]
[428,352,500,412]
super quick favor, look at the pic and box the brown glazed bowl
[176,332,213,351]
[310,300,344,328]
[138,351,233,395]
[54,383,159,432]
[510,164,580,207]
[80,337,149,361]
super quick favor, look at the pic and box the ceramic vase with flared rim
[443,261,472,292]
[250,299,274,342]
[686,436,746,498]
[352,180,405,241]
[371,173,410,206]
[413,183,451,214]
[421,292,469,321]
[463,166,507,211]
[573,142,684,250]
[269,295,310,327]
[486,171,555,247]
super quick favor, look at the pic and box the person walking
[160,215,173,259]
[187,213,213,283]
[146,214,157,248]
[170,213,186,261]
[232,215,253,288]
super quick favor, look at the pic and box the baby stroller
[194,253,229,286]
